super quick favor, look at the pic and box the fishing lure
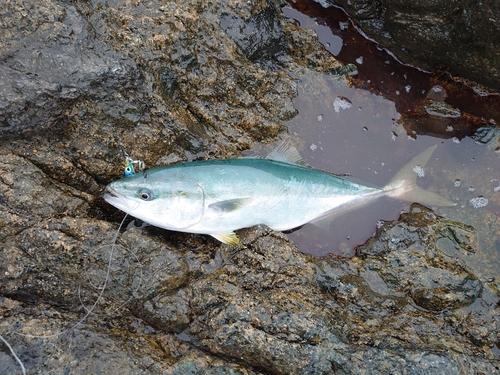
[123,153,148,229]
[124,154,145,177]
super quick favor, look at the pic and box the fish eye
[137,188,153,201]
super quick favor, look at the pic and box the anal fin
[211,232,241,246]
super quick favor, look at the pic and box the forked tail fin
[384,145,456,206]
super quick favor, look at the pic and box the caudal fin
[384,145,456,207]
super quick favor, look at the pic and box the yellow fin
[211,232,241,246]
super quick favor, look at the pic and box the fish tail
[384,145,456,206]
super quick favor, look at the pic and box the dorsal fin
[266,137,308,166]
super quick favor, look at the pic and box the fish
[104,139,455,246]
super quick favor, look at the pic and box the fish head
[104,170,205,230]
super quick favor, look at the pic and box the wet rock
[357,204,481,311]
[178,225,498,374]
[0,0,499,373]
[320,0,500,90]
[2,202,500,373]
[471,125,500,145]
[0,151,93,241]
[333,0,383,19]
[0,297,262,374]
[220,6,290,69]
[423,99,461,118]
[454,279,500,348]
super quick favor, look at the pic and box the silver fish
[104,140,455,245]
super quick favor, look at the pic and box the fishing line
[76,153,144,316]
[0,334,26,375]
[7,153,146,374]
[14,214,130,340]
[77,237,144,316]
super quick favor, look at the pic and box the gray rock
[319,0,500,90]
[0,0,141,138]
[357,204,481,311]
[0,0,498,373]
[220,6,290,69]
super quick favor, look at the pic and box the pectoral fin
[209,198,253,215]
[211,232,241,246]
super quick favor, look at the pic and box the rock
[0,0,142,138]
[0,0,499,373]
[357,204,481,311]
[220,6,290,69]
[471,125,500,145]
[319,0,500,90]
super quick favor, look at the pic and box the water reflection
[280,1,500,279]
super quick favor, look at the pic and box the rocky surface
[318,0,500,90]
[0,0,499,374]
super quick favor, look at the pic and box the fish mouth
[103,186,119,201]
[104,187,114,195]
[103,187,140,211]
[103,187,128,207]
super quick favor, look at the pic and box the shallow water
[280,2,500,278]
